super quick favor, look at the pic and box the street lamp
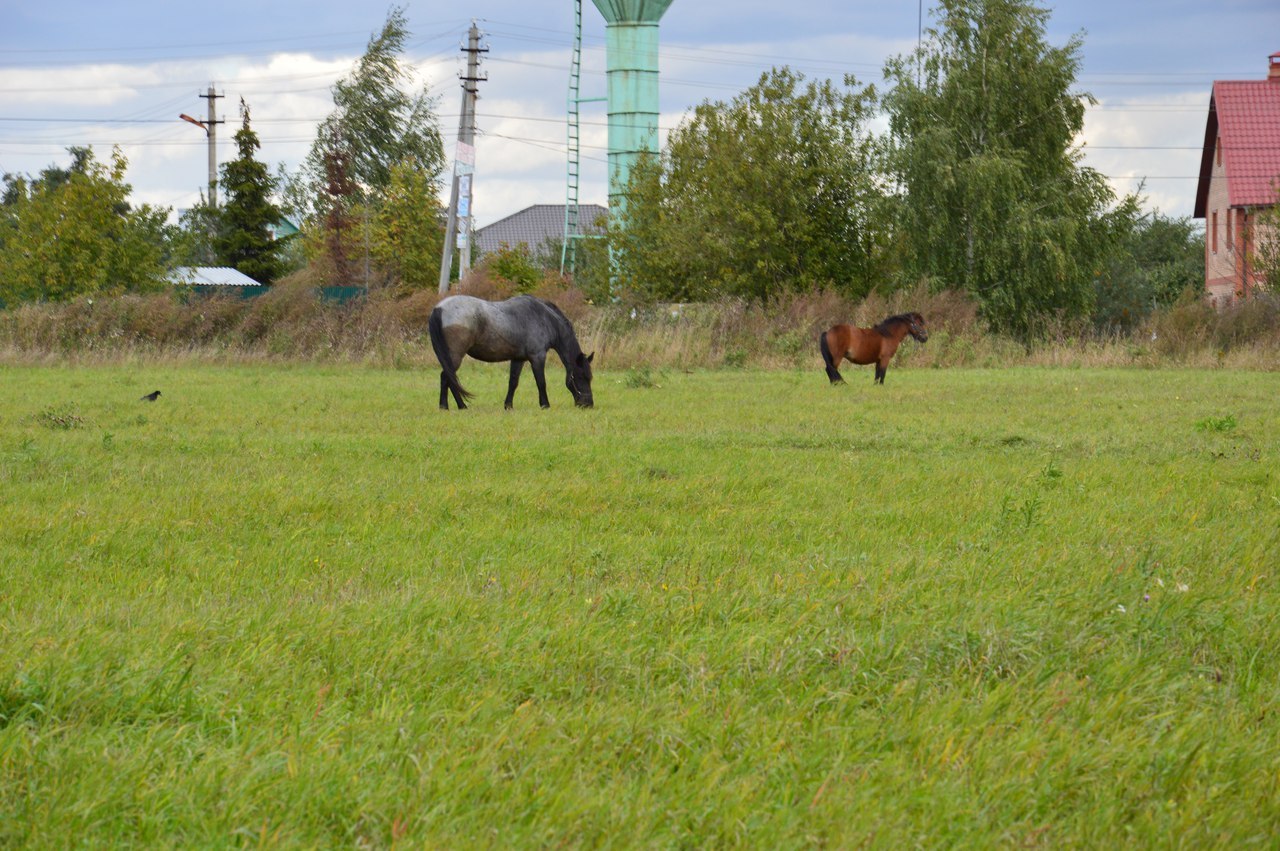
[179,100,219,207]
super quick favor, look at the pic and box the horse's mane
[538,297,570,325]
[873,313,915,337]
[531,296,582,353]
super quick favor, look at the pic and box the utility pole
[438,22,487,293]
[201,86,223,207]
[179,84,224,208]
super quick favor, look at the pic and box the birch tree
[882,0,1136,339]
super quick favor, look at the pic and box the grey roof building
[474,204,608,258]
[168,266,263,287]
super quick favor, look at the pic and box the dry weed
[2,284,1278,371]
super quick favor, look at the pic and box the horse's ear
[586,352,594,364]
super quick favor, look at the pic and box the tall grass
[1,366,1278,846]
[2,278,1278,371]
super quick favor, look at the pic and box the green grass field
[2,363,1278,847]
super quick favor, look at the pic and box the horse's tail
[428,306,473,402]
[819,329,835,370]
[819,327,844,384]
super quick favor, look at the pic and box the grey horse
[428,294,594,410]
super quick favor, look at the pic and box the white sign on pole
[458,174,472,218]
[455,141,476,175]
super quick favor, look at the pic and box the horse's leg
[439,372,450,410]
[449,355,468,409]
[820,332,844,384]
[529,353,551,408]
[505,360,524,410]
[875,358,888,384]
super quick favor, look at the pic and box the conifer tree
[216,99,286,284]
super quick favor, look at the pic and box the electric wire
[0,16,1266,205]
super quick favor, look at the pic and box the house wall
[1205,138,1276,306]
[1204,137,1238,305]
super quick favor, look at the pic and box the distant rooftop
[168,266,264,287]
[475,204,608,257]
[1194,51,1280,216]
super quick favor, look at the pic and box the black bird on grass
[140,390,161,402]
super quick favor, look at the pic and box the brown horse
[819,312,928,385]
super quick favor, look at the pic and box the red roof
[1194,57,1280,217]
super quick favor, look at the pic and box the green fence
[185,285,368,304]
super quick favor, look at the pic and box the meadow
[1,362,1278,847]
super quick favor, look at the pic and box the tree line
[0,0,1224,339]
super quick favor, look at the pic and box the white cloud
[0,26,1221,228]
[1081,90,1207,218]
[0,52,358,211]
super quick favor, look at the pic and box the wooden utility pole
[438,22,487,293]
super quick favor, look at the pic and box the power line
[0,49,464,98]
[0,25,470,69]
[1,21,1254,100]
[0,29,375,56]
[479,19,1269,82]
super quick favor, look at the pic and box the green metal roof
[591,0,674,23]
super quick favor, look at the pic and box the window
[1216,137,1222,167]
[1211,211,1218,253]
[1227,207,1233,251]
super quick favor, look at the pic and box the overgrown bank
[2,279,1278,371]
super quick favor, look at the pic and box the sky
[2,0,1278,231]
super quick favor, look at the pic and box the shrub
[477,243,542,293]
[1,282,1278,372]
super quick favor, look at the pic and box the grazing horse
[429,294,594,410]
[819,312,928,385]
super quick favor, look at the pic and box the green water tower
[591,0,675,213]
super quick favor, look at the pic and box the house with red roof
[1194,52,1280,305]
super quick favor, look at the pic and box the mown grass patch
[1,364,1278,846]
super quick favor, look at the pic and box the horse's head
[566,351,595,407]
[907,313,929,343]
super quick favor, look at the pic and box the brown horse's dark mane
[872,313,915,338]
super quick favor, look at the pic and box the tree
[1093,211,1203,330]
[171,200,220,267]
[216,99,286,284]
[310,135,362,284]
[370,158,444,290]
[285,7,446,284]
[0,147,168,305]
[1250,194,1280,292]
[882,0,1136,339]
[612,67,887,302]
[293,7,445,216]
